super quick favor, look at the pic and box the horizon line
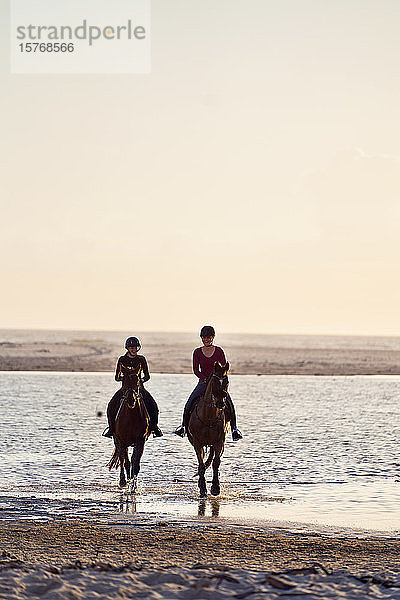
[0,326,400,340]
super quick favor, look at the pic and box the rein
[123,385,141,406]
[118,373,143,417]
[121,368,142,407]
[116,381,151,438]
[115,396,126,422]
[194,374,226,428]
[194,402,225,428]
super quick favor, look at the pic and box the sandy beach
[2,329,400,375]
[2,330,400,598]
[1,520,400,599]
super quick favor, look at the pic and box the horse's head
[122,365,142,408]
[210,361,230,409]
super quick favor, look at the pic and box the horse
[108,365,151,491]
[187,362,230,498]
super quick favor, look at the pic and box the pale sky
[1,0,400,335]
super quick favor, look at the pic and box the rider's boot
[231,428,243,441]
[174,395,197,437]
[225,395,242,441]
[152,425,163,438]
[102,426,113,438]
[174,424,185,437]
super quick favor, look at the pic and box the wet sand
[1,520,400,599]
[2,520,400,571]
[1,329,400,375]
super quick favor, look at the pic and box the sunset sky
[1,0,400,335]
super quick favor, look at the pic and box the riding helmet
[200,325,215,338]
[125,336,141,351]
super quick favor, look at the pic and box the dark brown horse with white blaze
[187,362,230,498]
[108,365,151,491]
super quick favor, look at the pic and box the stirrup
[232,428,243,441]
[152,426,163,438]
[174,425,185,438]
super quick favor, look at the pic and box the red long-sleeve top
[193,346,227,381]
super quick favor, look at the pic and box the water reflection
[198,497,220,517]
[119,492,137,513]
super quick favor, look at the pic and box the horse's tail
[203,446,215,471]
[108,448,120,470]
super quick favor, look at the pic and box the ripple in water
[1,372,400,534]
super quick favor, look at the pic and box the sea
[1,371,399,537]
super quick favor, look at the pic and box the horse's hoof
[199,489,207,499]
[119,481,127,489]
[210,485,220,496]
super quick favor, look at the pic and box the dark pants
[107,386,159,431]
[182,380,238,429]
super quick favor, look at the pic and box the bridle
[209,373,228,409]
[195,372,228,427]
[122,371,142,409]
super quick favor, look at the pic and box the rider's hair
[200,325,215,338]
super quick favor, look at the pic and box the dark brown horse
[108,365,151,490]
[187,362,230,498]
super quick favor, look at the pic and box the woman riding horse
[108,362,151,489]
[174,325,242,441]
[103,336,163,439]
[188,361,230,497]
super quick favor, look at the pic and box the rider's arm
[115,357,124,381]
[216,347,227,365]
[193,348,206,380]
[141,357,150,382]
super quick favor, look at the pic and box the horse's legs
[119,446,129,488]
[210,449,221,496]
[195,446,207,498]
[130,439,145,492]
[131,439,145,478]
[124,448,131,483]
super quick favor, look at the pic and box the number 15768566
[19,42,75,52]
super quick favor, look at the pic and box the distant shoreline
[1,329,400,375]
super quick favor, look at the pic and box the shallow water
[1,372,400,535]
